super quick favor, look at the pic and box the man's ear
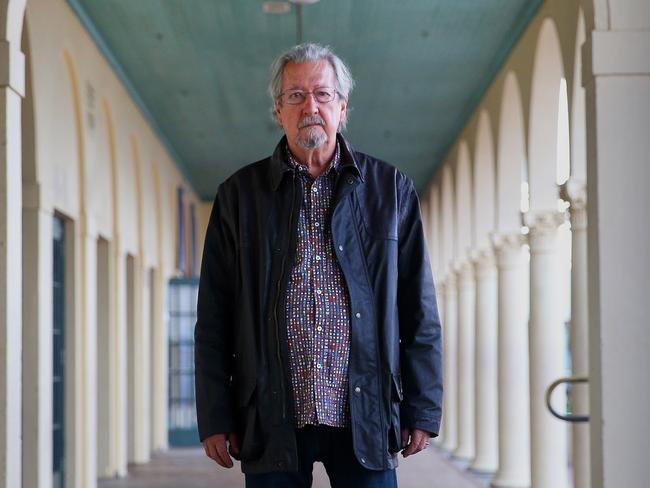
[274,100,283,127]
[338,97,348,130]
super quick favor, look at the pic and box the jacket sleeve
[194,184,237,441]
[396,178,443,437]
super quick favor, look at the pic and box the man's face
[274,60,347,150]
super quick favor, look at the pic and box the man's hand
[400,428,430,457]
[202,432,240,468]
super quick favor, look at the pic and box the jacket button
[360,457,366,464]
[347,177,354,184]
[354,386,361,394]
[338,245,343,251]
[355,312,361,318]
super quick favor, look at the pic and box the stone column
[560,180,590,488]
[491,232,530,487]
[440,272,458,453]
[453,260,475,460]
[0,37,24,488]
[470,248,498,473]
[525,211,568,488]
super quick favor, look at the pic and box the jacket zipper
[273,170,297,421]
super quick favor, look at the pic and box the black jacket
[195,134,442,474]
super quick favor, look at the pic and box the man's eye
[316,90,329,97]
[288,92,303,100]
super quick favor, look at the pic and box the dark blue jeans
[245,425,398,488]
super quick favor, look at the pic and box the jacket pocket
[388,373,403,453]
[235,378,264,461]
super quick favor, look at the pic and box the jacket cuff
[400,407,441,438]
[198,416,236,443]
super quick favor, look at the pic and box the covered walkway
[98,447,485,488]
[1,1,649,488]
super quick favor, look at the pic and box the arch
[473,110,497,250]
[570,7,587,181]
[441,164,455,275]
[528,17,565,211]
[557,77,570,186]
[497,71,527,232]
[454,141,473,259]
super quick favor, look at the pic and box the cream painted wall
[26,0,201,260]
[21,1,203,487]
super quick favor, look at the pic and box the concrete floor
[99,446,490,488]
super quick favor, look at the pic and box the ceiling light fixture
[263,2,291,14]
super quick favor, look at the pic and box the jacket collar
[269,133,363,191]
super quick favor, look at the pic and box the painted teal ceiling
[68,0,542,200]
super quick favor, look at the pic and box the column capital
[559,179,588,231]
[444,269,458,289]
[470,247,496,279]
[453,258,475,285]
[524,210,566,253]
[491,231,526,269]
[490,231,525,252]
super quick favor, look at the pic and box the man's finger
[402,440,417,457]
[206,441,221,465]
[215,440,234,468]
[401,428,431,457]
[401,433,418,457]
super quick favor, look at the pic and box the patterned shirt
[284,143,352,428]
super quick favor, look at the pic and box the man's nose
[302,93,319,113]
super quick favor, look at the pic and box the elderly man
[195,43,442,488]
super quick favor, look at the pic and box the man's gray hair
[269,43,354,131]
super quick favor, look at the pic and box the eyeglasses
[280,87,338,105]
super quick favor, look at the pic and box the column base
[439,440,456,453]
[469,459,497,474]
[490,472,530,488]
[451,447,473,461]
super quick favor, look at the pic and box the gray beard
[296,127,327,149]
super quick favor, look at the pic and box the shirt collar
[285,142,341,177]
[269,134,363,191]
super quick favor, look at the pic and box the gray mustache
[298,116,325,129]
